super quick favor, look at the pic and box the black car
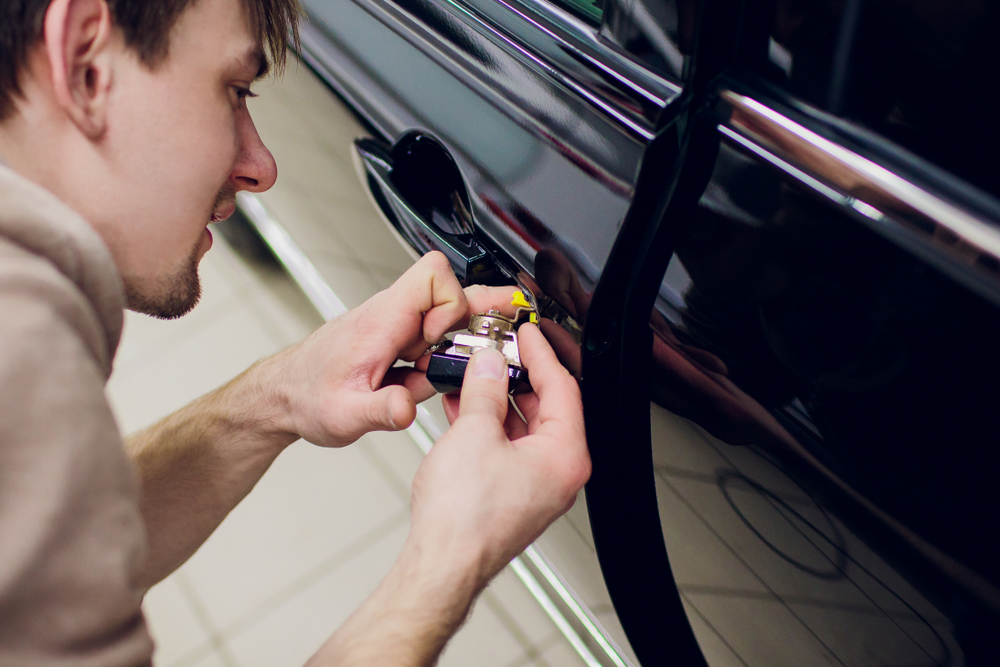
[257,0,1000,664]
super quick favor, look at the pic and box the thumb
[354,384,416,433]
[458,348,510,424]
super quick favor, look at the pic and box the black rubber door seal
[580,0,753,663]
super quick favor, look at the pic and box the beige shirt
[0,164,153,666]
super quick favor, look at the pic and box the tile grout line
[679,584,933,619]
[356,440,414,504]
[659,474,849,667]
[112,296,246,382]
[213,508,411,645]
[678,591,751,667]
[480,587,549,659]
[499,631,565,667]
[173,570,241,667]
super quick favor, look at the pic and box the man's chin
[124,252,203,320]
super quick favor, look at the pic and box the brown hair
[0,0,301,119]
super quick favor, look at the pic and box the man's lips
[211,202,237,223]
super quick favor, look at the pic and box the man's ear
[44,0,114,139]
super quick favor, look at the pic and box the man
[0,0,591,664]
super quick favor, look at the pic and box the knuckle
[455,412,505,438]
[365,396,391,428]
[575,452,593,487]
[466,385,508,416]
[558,371,581,395]
[424,250,451,273]
[560,454,591,498]
[463,283,485,303]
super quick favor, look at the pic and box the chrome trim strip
[236,193,348,321]
[521,547,633,667]
[347,0,671,140]
[721,91,1000,284]
[408,407,635,667]
[235,193,633,667]
[510,557,603,667]
[485,0,678,107]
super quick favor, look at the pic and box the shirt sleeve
[0,251,154,667]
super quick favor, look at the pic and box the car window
[548,0,603,24]
[601,0,689,78]
[767,0,1000,199]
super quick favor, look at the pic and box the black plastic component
[426,351,529,393]
[390,132,470,230]
[353,134,497,286]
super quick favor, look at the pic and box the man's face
[100,0,276,318]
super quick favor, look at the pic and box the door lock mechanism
[425,291,537,393]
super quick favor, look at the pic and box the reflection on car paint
[299,0,1000,662]
[652,407,960,665]
[654,132,1000,662]
[301,0,661,291]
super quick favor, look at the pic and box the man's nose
[231,111,278,193]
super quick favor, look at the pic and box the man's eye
[235,87,258,101]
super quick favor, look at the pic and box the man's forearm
[126,353,297,589]
[307,538,484,667]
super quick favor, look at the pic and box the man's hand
[307,322,590,666]
[266,251,516,448]
[127,252,518,586]
[412,323,591,584]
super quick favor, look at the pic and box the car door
[297,0,683,294]
[296,0,694,663]
[580,0,1000,664]
[288,0,1000,665]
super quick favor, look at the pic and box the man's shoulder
[0,165,125,375]
[0,235,109,370]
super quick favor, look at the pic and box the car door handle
[352,132,497,285]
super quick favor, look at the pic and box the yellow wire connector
[511,290,539,323]
[511,291,531,309]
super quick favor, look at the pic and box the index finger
[517,324,585,442]
[458,285,521,330]
[378,252,468,359]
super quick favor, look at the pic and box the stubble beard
[124,242,203,320]
[124,186,236,319]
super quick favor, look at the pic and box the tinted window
[549,0,604,23]
[767,0,1000,198]
[602,0,690,78]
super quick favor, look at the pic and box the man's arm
[307,539,480,666]
[124,355,295,589]
[126,252,520,588]
[309,326,590,666]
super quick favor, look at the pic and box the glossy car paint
[293,0,1000,664]
[649,84,1000,664]
[299,0,680,292]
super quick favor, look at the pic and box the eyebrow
[229,45,270,81]
[252,48,270,81]
[252,47,271,81]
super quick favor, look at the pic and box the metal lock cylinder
[425,292,535,393]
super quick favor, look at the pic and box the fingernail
[470,348,507,380]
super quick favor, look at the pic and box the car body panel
[299,0,681,291]
[253,0,1000,664]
